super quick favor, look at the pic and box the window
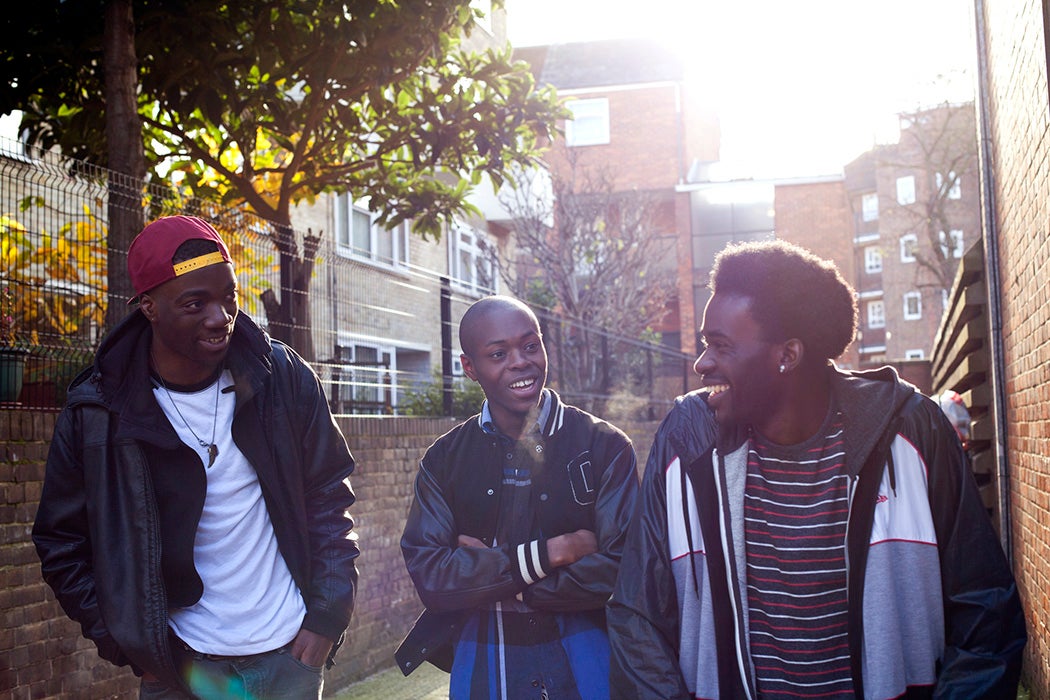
[867,300,885,329]
[903,291,922,320]
[896,175,916,205]
[936,171,962,199]
[861,193,879,221]
[334,193,409,268]
[332,342,395,415]
[450,223,497,295]
[864,246,882,274]
[900,233,918,263]
[904,349,925,360]
[565,98,610,147]
[939,229,964,259]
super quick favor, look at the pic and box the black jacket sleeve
[907,397,1027,699]
[32,407,132,669]
[608,397,715,700]
[400,455,532,612]
[523,441,638,611]
[280,346,360,644]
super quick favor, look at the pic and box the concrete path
[332,662,449,700]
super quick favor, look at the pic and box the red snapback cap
[127,215,232,302]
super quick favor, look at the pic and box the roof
[513,38,685,90]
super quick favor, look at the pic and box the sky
[505,0,978,180]
[2,2,976,179]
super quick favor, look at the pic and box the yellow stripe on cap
[172,251,227,276]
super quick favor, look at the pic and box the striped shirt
[744,409,854,699]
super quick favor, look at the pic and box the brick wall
[0,409,660,698]
[546,84,686,191]
[773,179,861,368]
[981,0,1050,695]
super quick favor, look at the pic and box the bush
[400,368,485,418]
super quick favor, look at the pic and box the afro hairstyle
[709,240,857,363]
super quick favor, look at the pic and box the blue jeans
[140,636,323,699]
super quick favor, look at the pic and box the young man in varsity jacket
[607,240,1026,699]
[398,295,639,699]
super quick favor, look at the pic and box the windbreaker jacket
[608,366,1026,700]
[397,390,638,674]
[32,310,359,693]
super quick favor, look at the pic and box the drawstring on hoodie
[886,446,897,497]
[680,458,701,596]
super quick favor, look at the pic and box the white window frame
[896,175,916,205]
[900,233,918,263]
[861,192,879,222]
[936,171,962,199]
[867,300,886,329]
[939,229,964,259]
[903,291,922,320]
[565,98,611,147]
[904,349,925,360]
[333,340,397,412]
[334,193,410,269]
[864,246,882,274]
[449,222,498,295]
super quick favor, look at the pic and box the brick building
[842,103,980,369]
[773,176,858,367]
[678,177,775,357]
[516,38,721,356]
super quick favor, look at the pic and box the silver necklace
[152,358,221,468]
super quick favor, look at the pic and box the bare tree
[496,153,678,409]
[883,100,979,293]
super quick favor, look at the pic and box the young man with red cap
[33,215,359,698]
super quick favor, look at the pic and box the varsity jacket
[32,310,359,693]
[607,366,1026,700]
[397,390,638,675]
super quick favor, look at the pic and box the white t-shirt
[153,370,306,654]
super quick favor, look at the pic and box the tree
[883,100,978,293]
[0,1,562,359]
[0,0,146,329]
[496,151,678,408]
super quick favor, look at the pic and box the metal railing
[1,138,694,418]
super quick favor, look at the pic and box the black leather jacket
[32,310,359,691]
[397,390,638,674]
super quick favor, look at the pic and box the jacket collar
[664,364,916,477]
[829,364,916,477]
[478,388,565,440]
[68,309,274,447]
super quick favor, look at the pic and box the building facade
[289,5,519,414]
[843,104,980,368]
[516,38,721,357]
[773,176,858,367]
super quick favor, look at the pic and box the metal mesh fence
[0,137,693,417]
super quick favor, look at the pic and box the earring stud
[778,364,786,374]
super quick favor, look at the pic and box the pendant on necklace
[207,443,219,468]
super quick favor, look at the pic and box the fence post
[440,277,453,416]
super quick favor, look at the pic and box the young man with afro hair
[607,240,1026,699]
